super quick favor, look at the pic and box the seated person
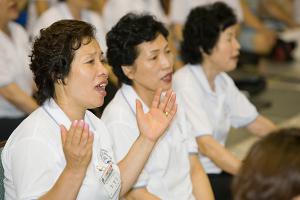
[30,0,106,51]
[233,128,300,200]
[1,19,176,200]
[102,13,214,200]
[173,2,277,200]
[0,0,38,140]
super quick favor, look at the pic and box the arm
[0,83,38,113]
[196,136,241,175]
[118,89,177,196]
[189,154,214,200]
[35,0,50,16]
[39,121,93,200]
[246,115,277,137]
[261,0,299,28]
[240,0,274,32]
[126,188,160,200]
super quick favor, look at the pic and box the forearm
[262,0,298,27]
[247,115,277,137]
[118,135,156,196]
[189,155,214,200]
[126,188,160,200]
[0,83,38,113]
[39,168,86,200]
[241,0,269,31]
[197,136,241,175]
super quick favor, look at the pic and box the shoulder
[4,107,58,149]
[101,90,133,123]
[9,22,28,37]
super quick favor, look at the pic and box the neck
[202,60,220,91]
[0,18,10,37]
[66,2,81,20]
[54,97,85,121]
[132,84,155,108]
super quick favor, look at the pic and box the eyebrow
[149,44,169,53]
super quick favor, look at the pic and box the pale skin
[197,24,277,175]
[0,0,38,114]
[38,37,177,200]
[122,34,214,200]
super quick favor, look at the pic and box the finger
[136,99,144,120]
[167,103,177,121]
[72,120,84,145]
[158,89,172,111]
[164,92,176,114]
[79,122,89,147]
[60,125,68,146]
[151,88,162,109]
[84,131,94,153]
[66,120,78,146]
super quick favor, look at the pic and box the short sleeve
[225,75,259,128]
[176,88,213,137]
[8,138,62,199]
[0,53,14,87]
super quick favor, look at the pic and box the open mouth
[161,72,173,82]
[95,81,107,96]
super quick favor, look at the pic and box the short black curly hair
[181,2,237,64]
[30,19,95,105]
[106,13,169,85]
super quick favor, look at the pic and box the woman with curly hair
[1,19,177,200]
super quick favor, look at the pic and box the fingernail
[73,120,78,126]
[79,120,84,127]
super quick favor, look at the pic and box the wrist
[137,134,157,147]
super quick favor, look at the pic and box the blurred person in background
[0,0,38,140]
[173,3,277,200]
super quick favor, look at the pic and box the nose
[161,52,173,70]
[97,60,109,79]
[234,37,241,51]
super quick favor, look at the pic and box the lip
[161,72,173,83]
[94,79,108,97]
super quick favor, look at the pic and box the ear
[121,65,135,80]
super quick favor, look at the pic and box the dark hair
[233,128,300,200]
[181,2,237,64]
[106,13,169,85]
[30,19,95,105]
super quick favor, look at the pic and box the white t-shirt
[30,2,107,51]
[26,0,58,32]
[169,0,243,24]
[101,84,197,200]
[1,98,121,200]
[103,0,169,31]
[0,22,34,118]
[173,64,258,174]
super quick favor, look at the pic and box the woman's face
[56,38,108,109]
[0,0,19,22]
[204,24,240,73]
[124,34,174,93]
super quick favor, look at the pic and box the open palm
[136,89,177,142]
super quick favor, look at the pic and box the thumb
[135,99,144,120]
[60,124,67,145]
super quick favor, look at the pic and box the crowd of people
[1,0,300,200]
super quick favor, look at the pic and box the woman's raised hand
[136,89,177,143]
[60,120,94,175]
